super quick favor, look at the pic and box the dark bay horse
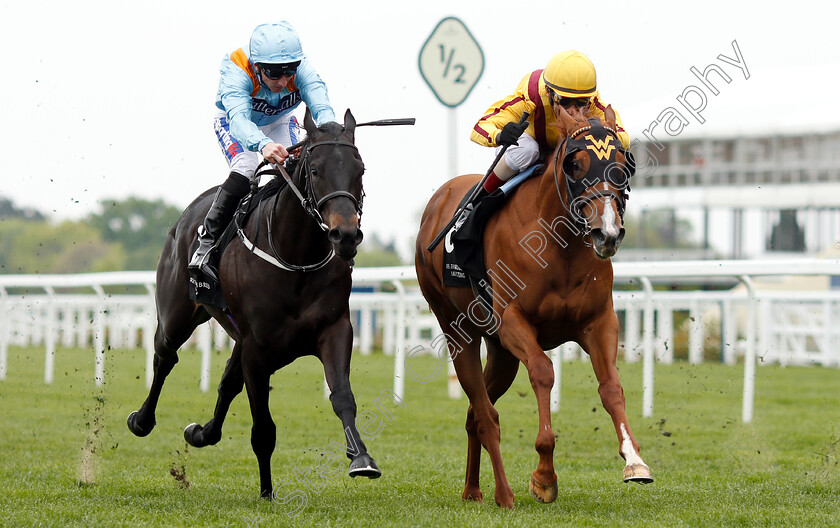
[415,105,652,508]
[127,109,380,498]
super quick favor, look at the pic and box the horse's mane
[548,110,601,139]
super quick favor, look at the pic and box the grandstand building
[622,130,840,260]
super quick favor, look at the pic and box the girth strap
[236,227,336,272]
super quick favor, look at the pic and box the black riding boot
[188,172,251,282]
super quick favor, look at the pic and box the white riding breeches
[213,108,300,180]
[502,132,541,174]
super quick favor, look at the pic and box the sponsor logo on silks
[584,135,616,161]
[289,116,300,145]
[214,116,244,162]
[252,91,302,117]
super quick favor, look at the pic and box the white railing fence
[1,259,838,423]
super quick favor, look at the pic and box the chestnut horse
[415,105,652,508]
[127,109,380,498]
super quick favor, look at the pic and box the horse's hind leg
[317,317,380,478]
[184,341,244,447]
[127,301,209,437]
[463,339,520,503]
[241,344,277,498]
[496,307,558,503]
[450,334,514,508]
[579,312,653,483]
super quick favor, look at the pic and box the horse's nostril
[328,228,342,245]
[329,226,362,248]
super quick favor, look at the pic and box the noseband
[553,119,633,236]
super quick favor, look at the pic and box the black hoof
[348,453,381,479]
[126,411,155,437]
[184,422,205,447]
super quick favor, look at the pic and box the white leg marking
[620,423,646,466]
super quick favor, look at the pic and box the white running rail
[1,259,838,423]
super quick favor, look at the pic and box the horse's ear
[344,109,356,137]
[303,108,317,135]
[604,104,617,130]
[554,104,578,136]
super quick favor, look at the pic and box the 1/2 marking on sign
[418,17,484,108]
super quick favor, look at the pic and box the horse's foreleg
[580,314,653,484]
[497,308,558,504]
[184,341,244,447]
[318,318,380,479]
[128,307,208,437]
[242,350,276,498]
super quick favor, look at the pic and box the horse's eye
[310,166,319,177]
[572,160,581,172]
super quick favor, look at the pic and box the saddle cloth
[442,164,543,295]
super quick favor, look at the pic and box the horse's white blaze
[620,423,646,466]
[600,193,619,238]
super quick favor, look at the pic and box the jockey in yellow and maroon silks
[470,50,629,198]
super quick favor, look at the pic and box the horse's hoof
[348,453,381,479]
[461,488,483,503]
[494,491,515,509]
[126,411,155,437]
[528,474,558,503]
[184,423,204,447]
[623,463,653,483]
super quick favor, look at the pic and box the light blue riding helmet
[249,21,305,65]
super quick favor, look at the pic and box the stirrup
[189,257,219,283]
[188,227,220,281]
[453,203,474,232]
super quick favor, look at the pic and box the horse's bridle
[296,138,365,230]
[239,136,364,272]
[553,119,634,237]
[277,137,364,232]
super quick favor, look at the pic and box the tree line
[0,194,699,275]
[0,196,403,274]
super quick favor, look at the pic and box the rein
[236,137,363,272]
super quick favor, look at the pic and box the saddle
[443,163,543,306]
[188,177,289,310]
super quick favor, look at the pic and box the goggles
[558,96,590,108]
[548,88,590,109]
[259,61,300,80]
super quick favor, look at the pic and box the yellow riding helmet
[543,50,597,98]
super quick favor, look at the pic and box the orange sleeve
[229,48,260,97]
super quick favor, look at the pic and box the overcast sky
[2,0,839,259]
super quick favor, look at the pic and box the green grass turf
[0,345,838,527]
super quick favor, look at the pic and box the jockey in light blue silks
[189,21,337,282]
